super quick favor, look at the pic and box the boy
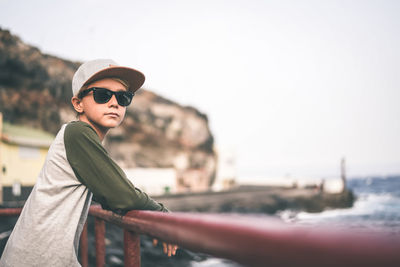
[0,59,176,266]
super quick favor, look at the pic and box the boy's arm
[64,121,168,213]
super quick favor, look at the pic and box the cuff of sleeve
[158,202,170,212]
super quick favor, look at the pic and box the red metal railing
[0,208,22,216]
[2,206,400,267]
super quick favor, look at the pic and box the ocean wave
[282,192,398,220]
[279,189,400,237]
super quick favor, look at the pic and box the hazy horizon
[1,0,399,179]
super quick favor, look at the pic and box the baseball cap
[72,59,145,96]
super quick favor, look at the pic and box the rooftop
[1,122,55,148]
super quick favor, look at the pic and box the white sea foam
[278,190,400,237]
[0,230,12,240]
[191,257,243,267]
[295,193,398,220]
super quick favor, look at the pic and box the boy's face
[73,78,128,138]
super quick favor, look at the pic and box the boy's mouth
[105,112,119,118]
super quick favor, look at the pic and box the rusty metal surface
[89,205,400,267]
[2,206,400,267]
[79,222,89,267]
[94,218,105,267]
[123,230,141,267]
[0,208,22,216]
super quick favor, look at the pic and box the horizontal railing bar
[1,207,399,267]
[89,205,400,267]
[0,208,22,216]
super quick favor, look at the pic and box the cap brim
[83,66,145,93]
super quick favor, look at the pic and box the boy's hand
[153,238,178,257]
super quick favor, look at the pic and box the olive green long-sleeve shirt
[65,121,167,213]
[0,121,167,267]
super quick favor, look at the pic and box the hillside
[0,28,217,191]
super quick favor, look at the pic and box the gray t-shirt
[0,121,167,267]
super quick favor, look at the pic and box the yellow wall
[0,142,48,186]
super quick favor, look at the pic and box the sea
[280,175,400,236]
[1,175,399,267]
[191,175,400,267]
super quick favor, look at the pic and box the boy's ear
[71,96,84,113]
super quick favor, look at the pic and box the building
[124,168,177,196]
[213,146,237,191]
[0,113,54,206]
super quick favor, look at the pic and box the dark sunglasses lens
[116,92,133,106]
[93,88,112,104]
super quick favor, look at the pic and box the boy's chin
[101,120,122,129]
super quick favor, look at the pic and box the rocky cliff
[0,28,216,191]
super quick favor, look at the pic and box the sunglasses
[78,87,134,107]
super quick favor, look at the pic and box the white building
[123,168,177,196]
[213,146,237,191]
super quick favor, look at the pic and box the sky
[1,0,399,180]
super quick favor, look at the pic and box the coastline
[153,185,355,214]
[0,186,355,266]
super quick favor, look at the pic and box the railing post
[124,230,141,267]
[94,218,106,267]
[80,221,89,267]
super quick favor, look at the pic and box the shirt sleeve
[64,121,168,214]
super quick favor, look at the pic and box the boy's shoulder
[65,121,100,142]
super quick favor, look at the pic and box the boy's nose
[108,94,119,107]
